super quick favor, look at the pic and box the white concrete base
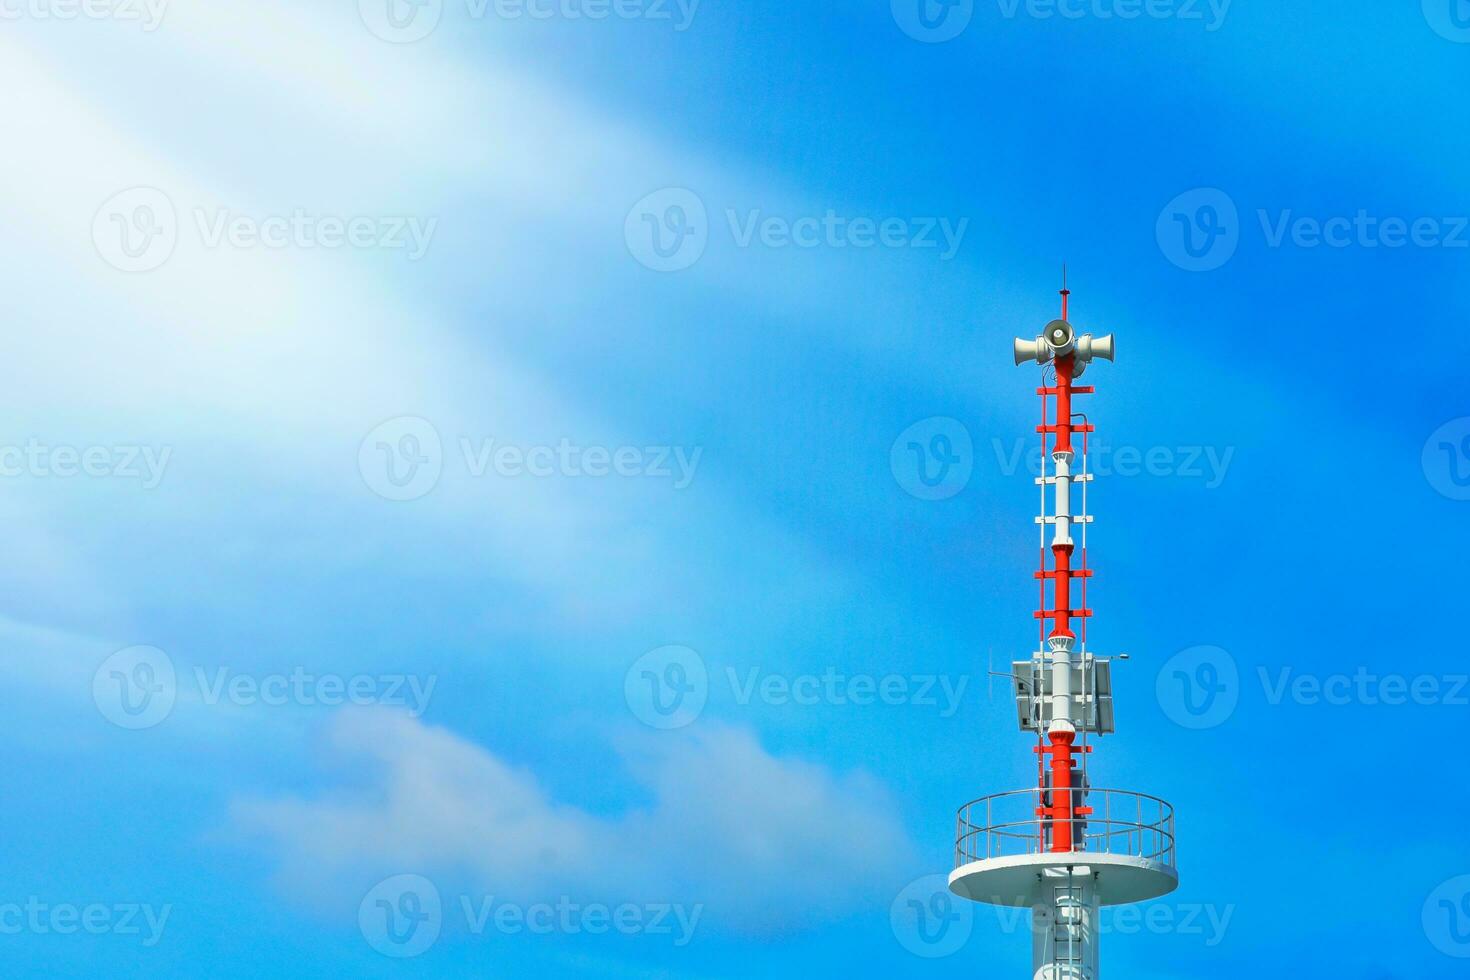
[949,852,1178,909]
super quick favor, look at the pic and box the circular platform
[950,787,1178,908]
[949,851,1178,908]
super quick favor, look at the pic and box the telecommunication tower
[948,280,1179,979]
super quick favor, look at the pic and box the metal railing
[955,788,1175,869]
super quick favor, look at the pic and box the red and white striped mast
[1029,271,1109,854]
[947,278,1179,980]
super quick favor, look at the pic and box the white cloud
[232,709,915,933]
[0,2,857,666]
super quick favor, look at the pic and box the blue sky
[1,1,1468,976]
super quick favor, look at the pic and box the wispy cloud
[232,708,915,933]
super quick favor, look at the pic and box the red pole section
[1048,731,1077,853]
[1054,354,1074,456]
